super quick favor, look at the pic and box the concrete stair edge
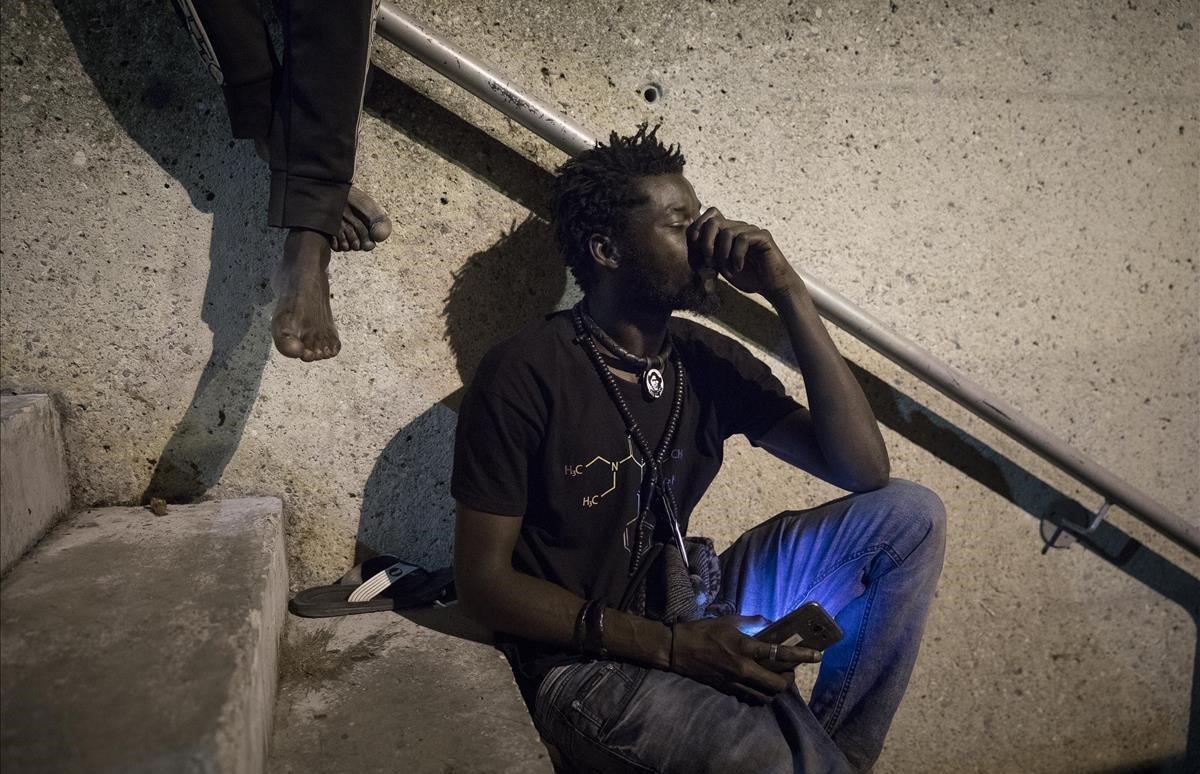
[269,610,556,774]
[0,496,287,774]
[215,497,289,774]
[0,393,70,576]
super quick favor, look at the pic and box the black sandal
[288,555,456,618]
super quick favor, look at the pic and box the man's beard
[623,259,721,316]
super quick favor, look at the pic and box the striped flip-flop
[288,555,456,618]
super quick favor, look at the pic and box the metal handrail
[375,2,1199,558]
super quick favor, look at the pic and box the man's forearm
[764,277,890,490]
[458,567,672,669]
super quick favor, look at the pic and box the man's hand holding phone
[754,601,843,670]
[669,615,822,705]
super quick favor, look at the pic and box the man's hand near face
[686,207,801,298]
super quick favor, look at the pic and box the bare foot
[272,229,341,362]
[253,139,391,253]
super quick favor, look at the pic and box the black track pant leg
[267,0,379,236]
[174,0,379,235]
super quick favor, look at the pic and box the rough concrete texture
[0,0,1197,770]
[269,610,553,774]
[0,393,70,575]
[0,497,287,773]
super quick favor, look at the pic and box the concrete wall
[1,0,1196,770]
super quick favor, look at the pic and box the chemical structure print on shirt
[564,438,684,554]
[563,435,645,509]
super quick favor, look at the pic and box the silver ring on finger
[768,643,778,661]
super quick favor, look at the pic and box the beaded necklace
[571,303,689,578]
[578,306,672,401]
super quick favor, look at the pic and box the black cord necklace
[571,304,689,578]
[578,305,673,401]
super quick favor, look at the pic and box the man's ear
[587,232,621,271]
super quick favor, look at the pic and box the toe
[329,225,343,252]
[347,185,391,243]
[274,335,305,359]
[368,216,391,243]
[272,317,307,359]
[346,212,370,251]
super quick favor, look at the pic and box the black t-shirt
[451,310,801,681]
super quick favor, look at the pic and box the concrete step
[1,394,70,576]
[1,497,287,773]
[269,609,554,774]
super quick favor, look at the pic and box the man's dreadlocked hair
[552,123,686,292]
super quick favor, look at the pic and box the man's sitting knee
[879,478,947,540]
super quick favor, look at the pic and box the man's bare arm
[750,407,842,487]
[761,281,890,491]
[454,502,672,666]
[690,207,890,492]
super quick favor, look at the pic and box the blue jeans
[532,479,947,773]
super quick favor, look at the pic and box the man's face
[608,173,719,314]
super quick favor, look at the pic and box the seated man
[451,124,946,773]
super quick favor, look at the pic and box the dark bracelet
[583,599,608,659]
[573,600,592,655]
[667,623,677,672]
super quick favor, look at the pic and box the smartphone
[754,601,843,651]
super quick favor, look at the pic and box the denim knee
[887,477,945,527]
[871,478,947,562]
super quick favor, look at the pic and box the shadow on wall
[355,66,566,569]
[52,0,275,505]
[356,216,566,570]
